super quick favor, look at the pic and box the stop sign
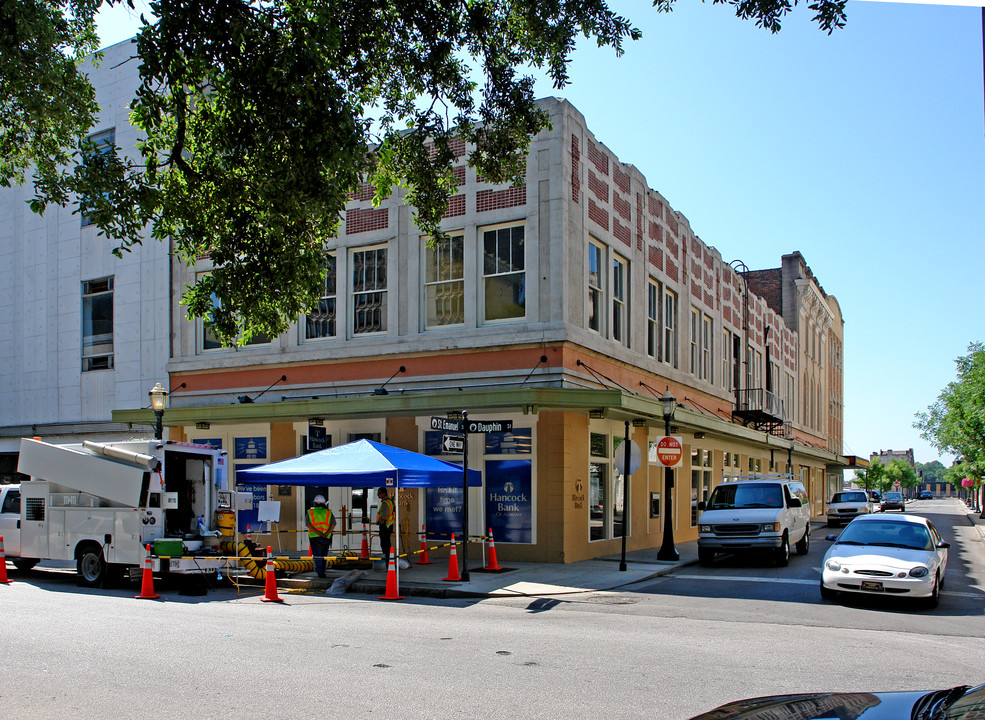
[893,481,901,490]
[656,436,683,467]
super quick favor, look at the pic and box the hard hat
[313,494,326,505]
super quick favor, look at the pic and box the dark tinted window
[1,489,19,514]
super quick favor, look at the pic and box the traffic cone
[484,528,503,571]
[134,544,160,599]
[0,536,11,584]
[360,521,370,559]
[417,524,432,564]
[260,546,284,603]
[443,533,461,582]
[378,556,404,600]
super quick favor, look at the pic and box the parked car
[826,490,872,527]
[820,513,949,608]
[686,683,984,719]
[868,490,881,504]
[696,476,810,567]
[919,490,934,500]
[880,491,905,511]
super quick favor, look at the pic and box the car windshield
[884,492,903,501]
[837,521,933,550]
[832,492,867,503]
[707,483,783,509]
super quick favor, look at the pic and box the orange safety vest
[307,506,334,538]
[377,497,395,528]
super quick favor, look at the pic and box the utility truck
[0,437,228,587]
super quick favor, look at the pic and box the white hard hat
[313,494,326,505]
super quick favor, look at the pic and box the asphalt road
[1,498,982,720]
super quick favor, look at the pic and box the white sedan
[820,514,949,608]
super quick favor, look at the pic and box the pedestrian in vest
[306,494,335,578]
[376,487,395,566]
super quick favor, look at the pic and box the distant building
[872,448,915,468]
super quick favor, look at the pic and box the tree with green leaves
[1,0,849,345]
[886,458,918,496]
[915,460,946,486]
[855,459,887,494]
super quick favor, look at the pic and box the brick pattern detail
[636,194,643,251]
[346,207,388,234]
[571,135,580,204]
[647,195,663,221]
[613,219,631,247]
[587,141,609,176]
[704,290,714,308]
[649,245,664,271]
[588,199,609,230]
[613,194,630,221]
[613,166,630,194]
[665,233,679,259]
[648,221,662,243]
[588,171,608,203]
[477,186,526,212]
[449,138,466,158]
[666,259,679,282]
[453,166,466,186]
[444,194,465,218]
[348,183,374,202]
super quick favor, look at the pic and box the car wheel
[775,533,790,567]
[12,558,39,572]
[76,545,106,587]
[925,572,940,609]
[796,527,810,555]
[698,548,715,567]
[820,582,836,601]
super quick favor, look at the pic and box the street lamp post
[149,383,168,440]
[657,390,679,561]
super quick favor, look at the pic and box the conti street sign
[431,416,464,432]
[466,419,513,434]
[442,434,464,453]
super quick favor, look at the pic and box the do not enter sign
[656,436,684,468]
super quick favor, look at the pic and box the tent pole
[394,479,400,592]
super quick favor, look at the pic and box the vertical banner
[236,465,267,532]
[485,459,532,543]
[425,487,464,539]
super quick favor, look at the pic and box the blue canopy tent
[237,439,482,593]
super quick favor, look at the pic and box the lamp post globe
[148,382,168,440]
[657,390,679,561]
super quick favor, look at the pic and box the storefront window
[589,432,608,541]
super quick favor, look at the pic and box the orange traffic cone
[378,556,404,600]
[0,536,11,585]
[134,544,160,599]
[417,524,432,565]
[260,546,284,603]
[484,528,504,571]
[360,521,370,559]
[443,533,461,582]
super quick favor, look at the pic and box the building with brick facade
[1,41,852,562]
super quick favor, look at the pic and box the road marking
[672,574,818,586]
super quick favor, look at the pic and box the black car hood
[687,690,930,719]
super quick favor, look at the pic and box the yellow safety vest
[377,498,395,528]
[308,506,334,538]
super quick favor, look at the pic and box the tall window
[612,255,627,345]
[424,235,464,327]
[690,308,700,376]
[589,432,609,541]
[351,246,387,334]
[588,242,604,333]
[305,251,337,339]
[82,277,113,371]
[647,280,659,358]
[80,128,115,228]
[722,329,732,392]
[482,225,525,321]
[663,289,677,367]
[690,448,713,526]
[702,314,713,382]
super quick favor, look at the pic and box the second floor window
[305,252,337,340]
[82,277,113,371]
[612,255,627,345]
[483,225,525,322]
[424,235,464,327]
[588,242,604,333]
[663,288,677,368]
[352,246,387,334]
[647,280,659,358]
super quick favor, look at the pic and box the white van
[696,475,811,567]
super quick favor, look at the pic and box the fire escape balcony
[732,388,790,438]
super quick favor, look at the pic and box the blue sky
[96,1,984,467]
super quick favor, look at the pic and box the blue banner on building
[236,466,267,532]
[192,438,222,449]
[235,437,267,460]
[485,459,532,543]
[425,487,464,539]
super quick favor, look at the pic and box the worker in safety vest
[376,487,395,566]
[305,494,335,578]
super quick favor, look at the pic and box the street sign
[655,436,684,468]
[614,440,642,475]
[893,481,901,490]
[466,419,513,434]
[431,416,464,432]
[442,434,464,453]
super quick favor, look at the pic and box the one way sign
[442,434,464,453]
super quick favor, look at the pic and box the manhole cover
[585,594,638,605]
